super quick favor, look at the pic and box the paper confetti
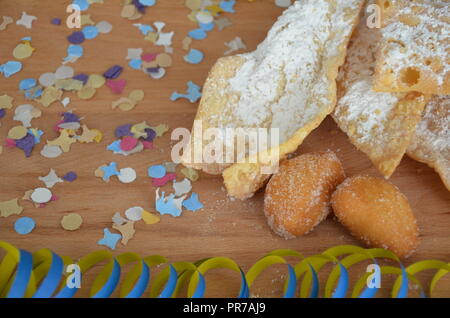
[181,167,199,182]
[14,217,36,235]
[112,212,127,226]
[155,190,184,217]
[224,36,247,55]
[118,167,137,183]
[141,210,160,225]
[125,206,143,221]
[16,12,37,29]
[173,178,192,197]
[170,81,202,103]
[61,213,83,231]
[148,165,166,178]
[97,228,122,250]
[182,192,204,212]
[0,198,23,218]
[39,169,64,188]
[31,188,53,204]
[112,221,135,245]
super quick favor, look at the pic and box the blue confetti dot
[184,49,204,64]
[67,44,84,57]
[220,0,236,13]
[82,25,99,39]
[138,0,156,6]
[1,61,22,78]
[73,0,89,11]
[19,78,37,90]
[148,165,166,178]
[188,29,207,40]
[14,217,36,235]
[129,59,142,70]
[199,22,214,32]
[136,24,153,35]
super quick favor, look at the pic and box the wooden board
[0,0,449,297]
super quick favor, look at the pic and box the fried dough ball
[331,175,419,258]
[264,151,346,239]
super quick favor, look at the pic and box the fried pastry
[182,0,365,199]
[331,175,420,258]
[334,2,428,178]
[407,95,450,191]
[373,0,450,94]
[264,151,346,239]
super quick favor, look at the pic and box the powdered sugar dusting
[223,0,364,143]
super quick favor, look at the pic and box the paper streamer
[0,241,448,298]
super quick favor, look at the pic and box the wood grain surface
[0,0,449,297]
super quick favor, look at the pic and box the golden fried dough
[334,0,428,178]
[331,175,419,258]
[373,0,450,94]
[264,151,346,239]
[182,0,365,199]
[407,95,450,192]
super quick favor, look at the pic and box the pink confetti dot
[142,53,157,62]
[152,173,177,187]
[142,141,153,149]
[5,138,16,148]
[106,79,127,94]
[120,136,139,151]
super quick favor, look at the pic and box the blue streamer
[125,262,150,298]
[158,265,178,298]
[237,269,250,298]
[395,265,409,298]
[7,249,33,298]
[192,272,206,298]
[33,252,64,298]
[283,264,297,298]
[331,263,349,298]
[91,259,121,298]
[308,264,320,298]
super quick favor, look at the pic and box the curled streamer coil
[0,241,449,298]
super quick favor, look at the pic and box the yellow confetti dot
[39,86,63,107]
[151,124,169,137]
[92,129,103,143]
[121,4,137,18]
[55,79,83,91]
[77,86,97,100]
[0,94,14,109]
[142,210,160,225]
[13,42,35,60]
[0,198,23,218]
[47,129,77,153]
[156,53,173,67]
[87,74,105,88]
[61,213,83,231]
[181,167,200,182]
[8,126,28,140]
[129,89,145,102]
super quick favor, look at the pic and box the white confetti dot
[55,65,74,80]
[40,145,63,158]
[96,21,113,34]
[125,206,143,221]
[39,72,56,87]
[118,167,137,184]
[31,187,52,204]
